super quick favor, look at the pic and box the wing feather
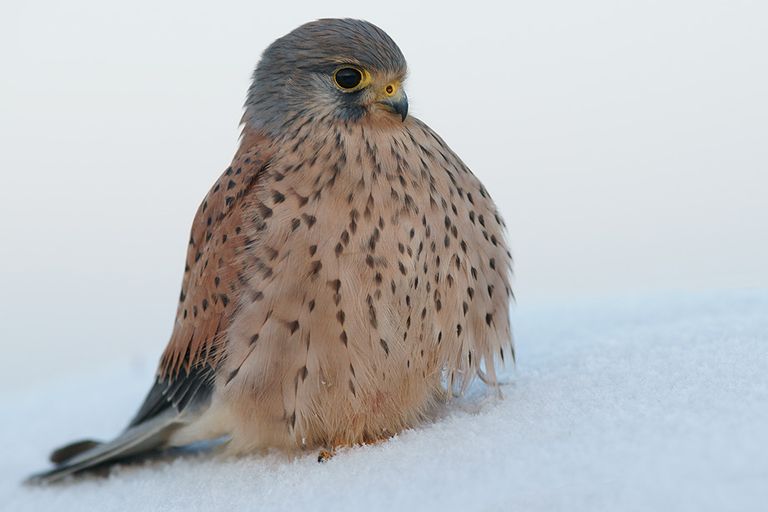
[159,134,273,380]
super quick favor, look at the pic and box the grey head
[244,19,409,135]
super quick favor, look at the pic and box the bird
[28,18,513,483]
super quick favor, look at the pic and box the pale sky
[1,1,766,379]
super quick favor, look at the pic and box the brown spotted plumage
[29,18,512,483]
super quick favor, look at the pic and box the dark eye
[334,67,363,90]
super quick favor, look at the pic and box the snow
[2,289,767,512]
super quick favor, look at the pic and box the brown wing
[161,134,273,378]
[128,133,273,426]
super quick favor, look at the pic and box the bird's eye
[334,67,363,90]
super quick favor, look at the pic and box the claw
[317,449,335,463]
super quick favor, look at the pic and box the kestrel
[30,18,513,483]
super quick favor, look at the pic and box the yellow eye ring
[333,66,372,92]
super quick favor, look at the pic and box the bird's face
[328,63,408,122]
[246,19,409,133]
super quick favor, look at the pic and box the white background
[1,0,766,406]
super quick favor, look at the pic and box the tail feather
[49,439,101,465]
[28,364,215,484]
[27,409,183,484]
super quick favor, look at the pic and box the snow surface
[2,290,767,512]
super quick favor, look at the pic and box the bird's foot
[317,448,335,463]
[316,436,392,462]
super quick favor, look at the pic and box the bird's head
[245,19,409,134]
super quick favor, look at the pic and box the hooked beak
[377,85,408,121]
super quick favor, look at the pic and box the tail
[26,409,183,484]
[27,361,216,484]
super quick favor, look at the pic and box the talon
[317,449,334,463]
